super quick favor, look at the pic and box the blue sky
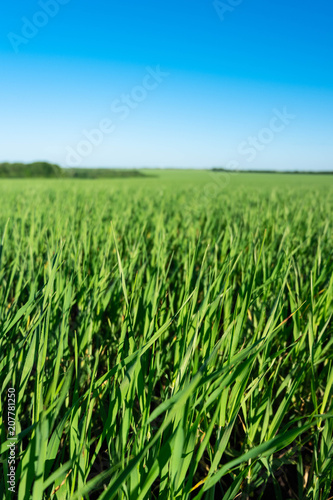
[1,0,333,170]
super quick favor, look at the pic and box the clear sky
[1,0,333,170]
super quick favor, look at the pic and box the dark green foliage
[0,162,62,178]
[0,162,146,179]
[65,168,145,179]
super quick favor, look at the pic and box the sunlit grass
[0,173,332,499]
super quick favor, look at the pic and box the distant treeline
[211,168,333,175]
[65,168,145,179]
[0,162,62,178]
[0,162,146,179]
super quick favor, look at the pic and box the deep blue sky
[1,0,333,169]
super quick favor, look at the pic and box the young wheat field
[0,171,332,499]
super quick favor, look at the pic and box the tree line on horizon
[0,162,145,179]
[211,167,333,174]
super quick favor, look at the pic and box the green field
[0,171,332,499]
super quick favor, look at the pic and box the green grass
[0,171,332,499]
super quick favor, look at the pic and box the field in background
[0,171,332,499]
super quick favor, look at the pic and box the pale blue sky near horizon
[1,0,333,170]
